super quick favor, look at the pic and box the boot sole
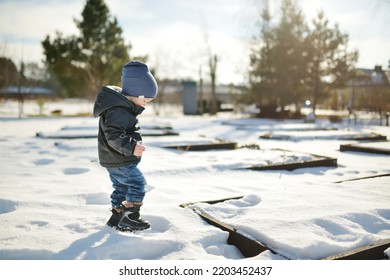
[116,224,151,232]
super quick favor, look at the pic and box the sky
[0,0,390,85]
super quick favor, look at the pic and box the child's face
[127,96,153,107]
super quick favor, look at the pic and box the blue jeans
[106,164,147,208]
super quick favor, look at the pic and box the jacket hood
[93,85,144,117]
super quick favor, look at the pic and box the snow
[0,100,389,274]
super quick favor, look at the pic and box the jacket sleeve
[102,107,139,156]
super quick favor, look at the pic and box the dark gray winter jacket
[93,85,144,167]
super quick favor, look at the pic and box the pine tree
[272,0,309,115]
[306,11,358,114]
[249,0,275,107]
[42,0,132,99]
[0,57,19,88]
[249,0,357,117]
[250,0,309,116]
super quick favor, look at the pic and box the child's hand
[133,143,146,157]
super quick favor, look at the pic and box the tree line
[42,0,138,100]
[248,0,358,116]
[2,0,386,115]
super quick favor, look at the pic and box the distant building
[0,86,57,99]
[336,66,390,112]
[181,82,246,115]
[346,66,390,88]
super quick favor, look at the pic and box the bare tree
[209,54,218,115]
[200,17,219,115]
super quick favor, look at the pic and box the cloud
[0,0,81,40]
[107,0,155,21]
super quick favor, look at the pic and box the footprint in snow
[377,209,390,221]
[33,159,55,165]
[227,194,262,208]
[81,192,109,205]
[145,184,155,192]
[0,199,17,214]
[31,221,49,227]
[143,215,171,234]
[63,168,89,175]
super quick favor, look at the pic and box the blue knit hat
[121,61,158,98]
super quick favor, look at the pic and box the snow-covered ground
[0,99,389,276]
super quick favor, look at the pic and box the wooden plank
[181,196,270,258]
[259,133,290,140]
[164,142,237,151]
[323,239,390,260]
[35,132,96,139]
[340,144,390,155]
[245,157,337,171]
[260,133,386,141]
[181,196,288,259]
[182,197,389,260]
[344,134,386,141]
[142,131,179,137]
[36,130,178,139]
[334,173,390,183]
[191,207,269,258]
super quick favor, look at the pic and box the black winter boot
[117,205,150,231]
[106,208,122,228]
